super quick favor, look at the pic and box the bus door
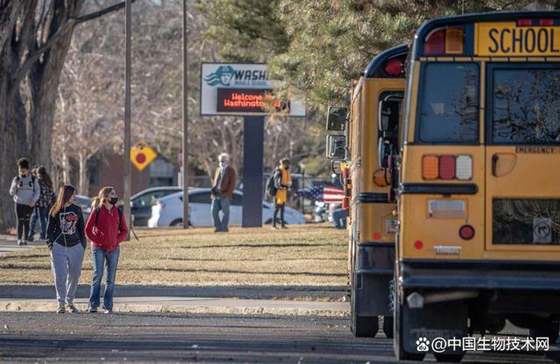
[485,63,560,252]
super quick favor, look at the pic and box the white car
[148,188,306,227]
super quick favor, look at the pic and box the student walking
[9,158,40,245]
[272,158,292,229]
[210,153,237,233]
[46,185,86,314]
[29,166,56,242]
[85,187,128,314]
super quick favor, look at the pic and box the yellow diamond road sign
[131,140,157,171]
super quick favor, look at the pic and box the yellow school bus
[326,45,408,338]
[389,11,560,362]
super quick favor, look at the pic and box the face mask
[219,162,227,169]
[109,197,118,205]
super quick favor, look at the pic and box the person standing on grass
[29,166,56,242]
[85,186,128,314]
[272,158,292,229]
[210,153,237,233]
[9,158,40,245]
[46,185,86,314]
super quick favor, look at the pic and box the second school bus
[387,11,560,362]
[326,45,408,338]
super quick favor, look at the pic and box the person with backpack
[46,185,86,314]
[9,158,40,245]
[29,166,56,242]
[271,158,292,229]
[210,153,237,233]
[85,186,128,314]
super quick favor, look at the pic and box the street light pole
[123,0,132,237]
[182,0,189,228]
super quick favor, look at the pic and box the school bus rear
[393,11,560,361]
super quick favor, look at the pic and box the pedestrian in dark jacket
[85,186,128,314]
[46,185,86,314]
[210,153,237,232]
[29,166,56,242]
[9,158,40,245]
[272,158,292,229]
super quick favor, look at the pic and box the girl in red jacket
[85,186,128,313]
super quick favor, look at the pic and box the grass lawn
[0,224,347,288]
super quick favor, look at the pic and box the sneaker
[88,307,98,313]
[67,304,79,313]
[17,240,24,246]
[271,226,278,230]
[104,308,113,314]
[57,303,65,314]
[27,236,34,243]
[281,225,288,229]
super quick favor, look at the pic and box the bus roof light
[384,58,404,76]
[422,155,439,180]
[517,19,533,26]
[456,155,473,180]
[445,28,464,54]
[539,19,554,26]
[439,155,456,180]
[424,29,445,55]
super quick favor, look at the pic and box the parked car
[74,195,92,222]
[148,188,306,227]
[131,186,183,226]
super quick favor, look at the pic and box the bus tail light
[422,155,439,180]
[455,155,473,180]
[422,155,473,181]
[459,225,475,240]
[439,155,456,180]
[384,58,404,76]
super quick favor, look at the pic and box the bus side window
[379,92,404,144]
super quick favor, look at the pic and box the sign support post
[242,116,264,227]
[123,0,132,239]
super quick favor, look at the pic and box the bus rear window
[492,68,560,145]
[417,63,479,144]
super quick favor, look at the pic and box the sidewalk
[0,296,350,316]
[0,234,42,255]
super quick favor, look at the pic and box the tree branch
[75,0,138,24]
[13,0,137,86]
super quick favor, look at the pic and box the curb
[0,299,350,317]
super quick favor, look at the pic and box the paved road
[0,312,558,363]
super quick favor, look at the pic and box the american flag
[296,186,345,203]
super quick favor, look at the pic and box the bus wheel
[434,353,464,363]
[530,322,560,344]
[351,314,379,337]
[382,316,394,338]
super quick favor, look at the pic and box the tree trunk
[78,152,89,196]
[62,152,70,185]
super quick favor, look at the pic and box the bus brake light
[439,155,456,180]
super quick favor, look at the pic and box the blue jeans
[89,247,120,310]
[211,196,231,231]
[332,208,349,229]
[30,206,49,239]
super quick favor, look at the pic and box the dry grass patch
[0,224,347,287]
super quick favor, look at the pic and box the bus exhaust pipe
[407,291,479,309]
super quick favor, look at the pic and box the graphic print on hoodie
[60,211,79,236]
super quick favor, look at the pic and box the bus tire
[382,316,394,338]
[530,322,559,344]
[351,314,379,338]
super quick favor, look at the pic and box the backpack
[95,206,123,232]
[267,172,278,197]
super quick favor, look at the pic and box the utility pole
[182,0,189,228]
[123,0,132,237]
